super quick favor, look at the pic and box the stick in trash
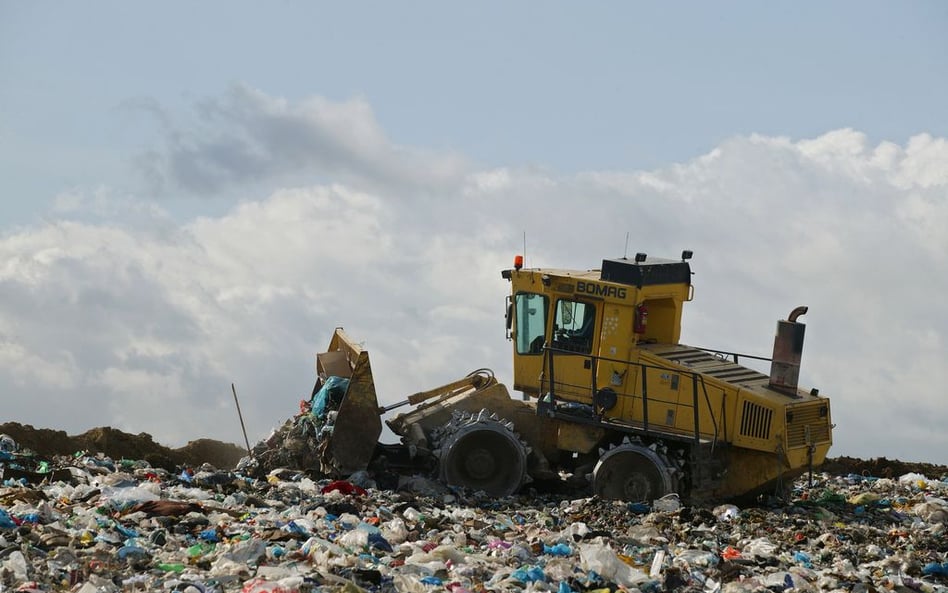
[231,383,252,457]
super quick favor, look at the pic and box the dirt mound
[820,455,948,479]
[176,437,248,469]
[0,422,245,471]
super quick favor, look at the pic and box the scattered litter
[1,433,947,592]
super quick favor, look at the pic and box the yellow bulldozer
[310,251,833,502]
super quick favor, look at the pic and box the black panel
[600,258,692,288]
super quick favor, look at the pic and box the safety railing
[539,345,721,450]
[689,346,772,367]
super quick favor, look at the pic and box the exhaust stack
[769,306,808,395]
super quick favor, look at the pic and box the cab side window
[552,299,596,354]
[515,293,549,355]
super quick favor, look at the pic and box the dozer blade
[321,329,383,476]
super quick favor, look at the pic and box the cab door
[510,292,549,396]
[548,298,597,405]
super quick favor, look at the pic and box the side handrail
[691,373,720,451]
[542,346,722,447]
[689,345,771,366]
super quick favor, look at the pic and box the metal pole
[232,383,252,457]
[692,375,701,447]
[548,347,556,403]
[806,426,814,489]
[641,364,649,435]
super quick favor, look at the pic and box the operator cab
[502,251,694,399]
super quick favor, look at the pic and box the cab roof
[504,257,692,288]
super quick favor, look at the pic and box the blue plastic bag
[311,376,350,418]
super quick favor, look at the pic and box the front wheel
[437,409,528,496]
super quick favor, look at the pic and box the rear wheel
[593,443,676,502]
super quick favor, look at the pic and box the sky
[1,2,947,465]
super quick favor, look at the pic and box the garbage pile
[240,376,351,478]
[1,432,947,593]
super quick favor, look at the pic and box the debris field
[1,426,947,593]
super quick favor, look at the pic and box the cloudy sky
[2,3,947,465]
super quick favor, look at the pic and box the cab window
[552,299,596,354]
[515,292,548,355]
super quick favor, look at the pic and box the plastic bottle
[158,563,186,573]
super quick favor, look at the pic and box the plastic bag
[579,543,649,587]
[310,376,350,419]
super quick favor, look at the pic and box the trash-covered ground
[1,428,947,593]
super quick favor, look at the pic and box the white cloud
[898,134,948,189]
[134,84,470,197]
[2,89,947,465]
[0,338,78,390]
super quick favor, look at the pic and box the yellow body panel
[556,421,606,454]
[504,256,833,498]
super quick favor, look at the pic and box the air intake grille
[740,400,773,441]
[786,403,831,448]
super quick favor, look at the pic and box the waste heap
[237,376,352,479]
[1,432,947,593]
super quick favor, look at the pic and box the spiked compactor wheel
[593,443,678,502]
[437,409,528,496]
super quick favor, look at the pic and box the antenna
[523,231,527,267]
[624,232,630,259]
